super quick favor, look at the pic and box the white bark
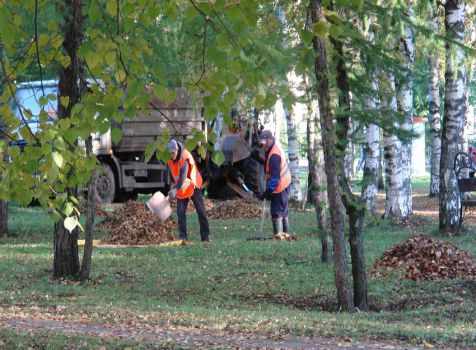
[395,4,415,217]
[344,119,355,179]
[463,86,472,150]
[362,76,380,213]
[284,106,303,201]
[428,1,442,198]
[428,28,442,197]
[213,115,224,151]
[382,74,409,218]
[439,0,466,233]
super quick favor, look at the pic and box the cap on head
[167,140,179,152]
[259,130,273,144]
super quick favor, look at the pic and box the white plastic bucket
[146,191,172,221]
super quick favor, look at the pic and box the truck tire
[239,157,266,195]
[94,163,116,204]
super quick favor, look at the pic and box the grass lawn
[1,183,475,349]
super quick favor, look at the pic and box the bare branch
[34,0,44,93]
[148,100,180,135]
[0,127,19,143]
[194,19,208,85]
[0,53,39,143]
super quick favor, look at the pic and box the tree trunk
[310,0,353,312]
[0,125,7,237]
[382,73,407,218]
[54,219,80,278]
[361,74,380,213]
[0,101,7,237]
[332,35,368,311]
[439,0,466,234]
[306,101,331,263]
[284,106,303,201]
[0,200,7,237]
[428,3,442,197]
[54,0,84,279]
[395,4,415,218]
[80,136,96,281]
[463,86,471,152]
[344,119,355,179]
[377,153,385,190]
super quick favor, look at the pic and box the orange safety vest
[265,143,291,194]
[168,147,203,199]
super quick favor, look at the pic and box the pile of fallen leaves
[169,198,261,220]
[99,201,176,245]
[373,235,476,281]
[274,232,298,241]
[206,198,261,220]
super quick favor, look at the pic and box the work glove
[168,187,177,199]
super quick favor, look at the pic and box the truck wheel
[94,163,116,204]
[240,158,266,195]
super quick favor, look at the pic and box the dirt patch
[0,315,431,350]
[372,235,476,281]
[99,201,176,245]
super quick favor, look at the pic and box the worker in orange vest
[258,130,292,235]
[167,140,210,242]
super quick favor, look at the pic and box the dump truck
[12,82,266,203]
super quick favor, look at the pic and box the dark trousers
[270,186,290,219]
[177,189,210,240]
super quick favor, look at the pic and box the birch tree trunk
[427,0,442,198]
[284,106,303,201]
[395,3,415,218]
[277,7,303,202]
[382,74,407,218]
[428,26,442,197]
[306,102,331,262]
[463,86,472,152]
[310,0,353,312]
[344,120,355,179]
[54,0,84,278]
[362,76,380,213]
[439,0,466,234]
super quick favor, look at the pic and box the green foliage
[0,0,298,230]
[0,0,472,234]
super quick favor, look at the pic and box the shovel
[146,191,172,222]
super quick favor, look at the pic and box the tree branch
[195,19,208,85]
[34,0,44,93]
[0,54,39,143]
[148,100,180,135]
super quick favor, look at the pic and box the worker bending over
[259,130,291,235]
[167,140,211,242]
